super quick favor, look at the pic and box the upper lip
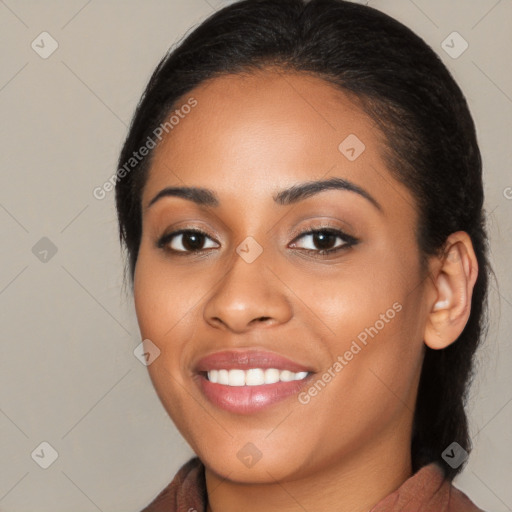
[194,349,314,373]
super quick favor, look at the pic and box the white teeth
[264,368,280,384]
[280,370,295,382]
[228,369,245,386]
[246,368,265,386]
[218,369,229,385]
[206,368,309,386]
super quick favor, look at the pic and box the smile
[193,349,316,414]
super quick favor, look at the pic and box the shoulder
[139,456,206,512]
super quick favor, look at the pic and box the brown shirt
[140,457,485,512]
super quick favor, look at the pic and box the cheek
[133,247,199,342]
[133,249,193,395]
[133,252,204,439]
[295,303,424,465]
[292,258,407,345]
[297,250,425,415]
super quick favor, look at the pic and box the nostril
[252,316,271,324]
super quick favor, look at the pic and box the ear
[424,231,479,350]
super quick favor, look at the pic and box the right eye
[157,229,219,255]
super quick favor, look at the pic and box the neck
[204,420,413,512]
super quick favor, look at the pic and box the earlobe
[424,232,478,350]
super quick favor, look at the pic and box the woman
[115,0,490,510]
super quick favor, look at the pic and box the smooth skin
[133,69,478,512]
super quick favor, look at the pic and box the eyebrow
[146,177,382,211]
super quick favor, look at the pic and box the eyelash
[156,225,358,258]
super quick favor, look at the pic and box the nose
[203,248,293,334]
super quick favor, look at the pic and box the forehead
[150,69,374,168]
[143,69,415,219]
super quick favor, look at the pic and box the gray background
[0,0,510,510]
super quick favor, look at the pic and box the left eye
[289,229,355,254]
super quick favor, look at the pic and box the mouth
[193,349,316,414]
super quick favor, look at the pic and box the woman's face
[134,70,433,482]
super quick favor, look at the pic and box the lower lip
[196,373,313,414]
